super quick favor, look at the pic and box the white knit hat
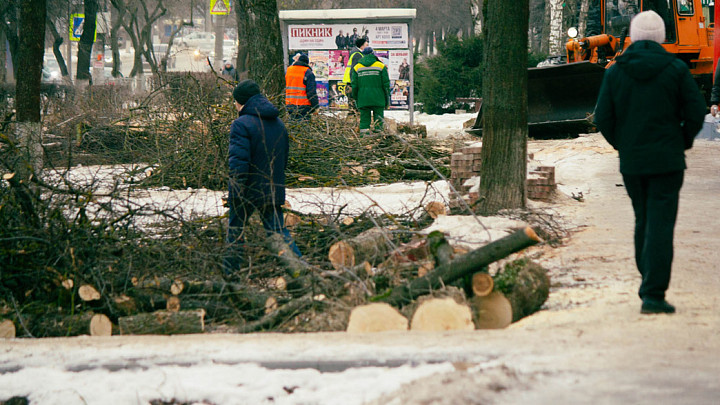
[630,10,665,44]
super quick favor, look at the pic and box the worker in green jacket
[350,47,390,134]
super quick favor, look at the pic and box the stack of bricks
[449,145,557,203]
[450,145,483,193]
[527,166,556,201]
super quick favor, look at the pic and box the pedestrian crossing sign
[210,0,231,15]
[69,14,97,42]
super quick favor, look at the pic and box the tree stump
[329,228,390,269]
[410,297,475,331]
[470,291,513,329]
[346,303,408,333]
[118,309,206,335]
[0,319,16,339]
[424,201,447,219]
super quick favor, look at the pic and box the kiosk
[279,8,416,124]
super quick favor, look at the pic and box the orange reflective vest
[285,65,311,106]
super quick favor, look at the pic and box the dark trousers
[359,106,384,131]
[622,171,684,301]
[287,105,313,121]
[223,201,301,274]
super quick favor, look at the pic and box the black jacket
[594,41,705,175]
[228,93,289,206]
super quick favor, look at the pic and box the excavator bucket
[468,61,607,137]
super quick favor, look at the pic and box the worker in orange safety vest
[285,53,319,120]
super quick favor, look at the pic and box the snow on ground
[385,110,478,138]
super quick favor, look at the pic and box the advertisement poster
[389,50,411,81]
[374,50,389,67]
[288,24,409,50]
[309,51,329,81]
[316,81,329,107]
[328,50,349,80]
[329,80,349,109]
[390,79,410,110]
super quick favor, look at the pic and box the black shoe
[641,299,676,314]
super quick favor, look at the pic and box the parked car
[42,57,62,83]
[174,32,215,49]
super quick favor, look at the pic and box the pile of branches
[0,71,564,338]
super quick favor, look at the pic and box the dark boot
[641,298,676,314]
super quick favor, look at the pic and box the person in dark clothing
[710,62,720,115]
[285,53,319,120]
[224,79,301,275]
[349,28,359,48]
[221,62,239,81]
[594,11,706,314]
[335,30,345,49]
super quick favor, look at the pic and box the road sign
[210,0,231,15]
[69,14,97,42]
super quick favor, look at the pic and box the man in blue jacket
[224,79,301,275]
[594,11,705,314]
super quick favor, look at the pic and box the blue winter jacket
[228,93,289,206]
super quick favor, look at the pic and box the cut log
[113,294,137,315]
[284,212,302,228]
[410,297,474,331]
[265,296,278,314]
[494,259,550,322]
[170,279,185,295]
[424,202,447,219]
[166,295,181,312]
[376,227,541,307]
[0,319,16,339]
[78,284,101,301]
[347,303,408,333]
[328,228,390,269]
[89,314,113,336]
[118,309,205,335]
[470,291,513,329]
[471,272,494,297]
[32,312,107,337]
[238,295,316,333]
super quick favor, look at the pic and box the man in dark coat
[594,11,706,314]
[224,79,301,274]
[221,62,239,81]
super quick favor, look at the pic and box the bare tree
[110,0,167,77]
[14,0,47,177]
[477,0,528,214]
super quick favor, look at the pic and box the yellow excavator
[468,0,715,136]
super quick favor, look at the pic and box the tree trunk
[377,227,541,307]
[478,0,528,215]
[118,309,206,335]
[109,5,126,78]
[14,0,46,178]
[0,26,7,83]
[46,18,69,79]
[242,0,284,95]
[234,0,249,73]
[578,0,590,37]
[76,0,98,85]
[547,0,564,55]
